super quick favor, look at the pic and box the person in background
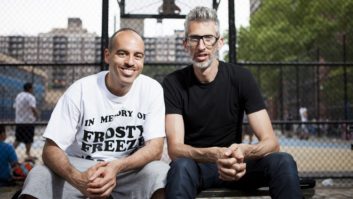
[0,125,18,186]
[242,114,254,144]
[13,82,38,159]
[298,107,309,139]
[284,112,294,138]
[20,28,169,199]
[163,6,302,199]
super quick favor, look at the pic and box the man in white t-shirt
[13,82,38,159]
[298,107,309,139]
[20,28,169,199]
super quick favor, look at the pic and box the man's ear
[217,37,224,50]
[104,49,110,64]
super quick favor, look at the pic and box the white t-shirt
[13,91,36,123]
[299,107,308,122]
[43,71,165,161]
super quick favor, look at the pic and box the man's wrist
[68,169,86,189]
[238,144,250,158]
[110,159,124,174]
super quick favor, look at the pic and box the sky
[0,0,250,37]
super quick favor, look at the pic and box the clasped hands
[216,144,246,181]
[77,161,118,199]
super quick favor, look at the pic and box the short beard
[193,51,218,69]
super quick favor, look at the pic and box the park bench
[196,177,316,198]
[10,178,315,199]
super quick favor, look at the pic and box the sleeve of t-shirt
[162,75,182,115]
[29,95,36,108]
[43,89,81,151]
[240,69,266,114]
[143,82,166,141]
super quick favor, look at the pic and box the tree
[226,0,353,119]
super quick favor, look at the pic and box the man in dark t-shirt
[163,6,302,199]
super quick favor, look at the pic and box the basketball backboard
[118,0,220,19]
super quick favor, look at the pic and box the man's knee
[19,165,56,199]
[131,161,169,198]
[170,158,197,172]
[266,152,298,174]
[166,158,200,198]
[26,165,51,178]
[142,161,169,178]
[168,158,199,182]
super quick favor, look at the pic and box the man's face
[104,31,144,88]
[184,21,223,69]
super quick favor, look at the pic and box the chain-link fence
[0,0,352,189]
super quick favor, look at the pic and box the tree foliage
[237,0,353,62]
[224,0,353,119]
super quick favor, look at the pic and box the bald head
[108,28,144,52]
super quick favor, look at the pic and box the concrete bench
[197,178,316,198]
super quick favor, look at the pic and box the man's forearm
[240,138,279,159]
[43,139,110,197]
[42,140,83,186]
[245,110,279,159]
[169,143,224,163]
[110,138,164,173]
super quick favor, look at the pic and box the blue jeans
[165,152,302,199]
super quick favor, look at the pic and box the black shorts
[15,124,35,144]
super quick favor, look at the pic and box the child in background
[0,125,18,186]
[0,125,33,186]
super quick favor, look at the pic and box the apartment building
[0,18,191,88]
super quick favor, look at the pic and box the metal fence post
[228,0,236,64]
[101,0,109,71]
[316,48,321,136]
[296,66,300,120]
[316,48,320,120]
[343,34,348,120]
